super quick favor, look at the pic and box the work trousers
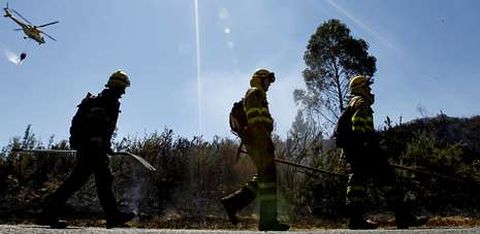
[343,144,404,217]
[224,133,279,225]
[41,146,120,220]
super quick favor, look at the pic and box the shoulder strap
[78,92,96,107]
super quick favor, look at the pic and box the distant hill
[379,114,480,214]
[382,114,480,164]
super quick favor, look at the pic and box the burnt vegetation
[1,114,480,228]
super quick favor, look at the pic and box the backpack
[333,105,354,148]
[229,98,248,140]
[69,93,97,149]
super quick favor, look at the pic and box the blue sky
[1,0,479,147]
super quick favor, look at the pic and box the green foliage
[298,149,346,219]
[382,114,480,215]
[278,110,346,219]
[295,19,377,125]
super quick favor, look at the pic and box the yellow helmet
[349,75,372,93]
[106,70,130,89]
[252,68,275,83]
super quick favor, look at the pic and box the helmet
[106,70,130,89]
[252,68,275,83]
[349,75,372,93]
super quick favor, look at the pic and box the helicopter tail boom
[4,9,11,17]
[3,2,10,17]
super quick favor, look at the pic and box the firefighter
[341,75,427,229]
[36,70,135,229]
[221,68,289,231]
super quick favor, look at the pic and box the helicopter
[3,3,58,45]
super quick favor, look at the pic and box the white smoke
[5,49,22,65]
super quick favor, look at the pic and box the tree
[294,19,377,126]
[286,111,323,165]
[282,111,323,188]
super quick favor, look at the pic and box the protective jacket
[348,95,376,147]
[244,86,273,138]
[69,89,120,152]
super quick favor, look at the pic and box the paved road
[1,225,480,234]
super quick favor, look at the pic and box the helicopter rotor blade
[40,30,56,41]
[13,28,22,31]
[11,8,33,25]
[36,21,59,28]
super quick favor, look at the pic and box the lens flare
[194,0,203,134]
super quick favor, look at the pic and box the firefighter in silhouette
[340,75,427,229]
[36,70,135,229]
[221,68,289,231]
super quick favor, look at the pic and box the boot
[221,197,239,225]
[35,216,69,229]
[348,216,378,230]
[394,204,428,229]
[259,220,290,231]
[346,204,378,230]
[106,211,135,229]
[35,208,68,229]
[221,186,257,225]
[259,198,289,231]
[396,214,428,229]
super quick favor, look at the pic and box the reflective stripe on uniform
[352,116,372,124]
[258,182,276,189]
[351,116,373,132]
[248,116,273,125]
[245,107,269,116]
[259,182,276,201]
[352,125,370,132]
[346,185,366,195]
[259,194,276,201]
[245,106,272,125]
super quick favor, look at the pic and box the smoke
[128,174,142,215]
[5,49,23,65]
[124,159,147,216]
